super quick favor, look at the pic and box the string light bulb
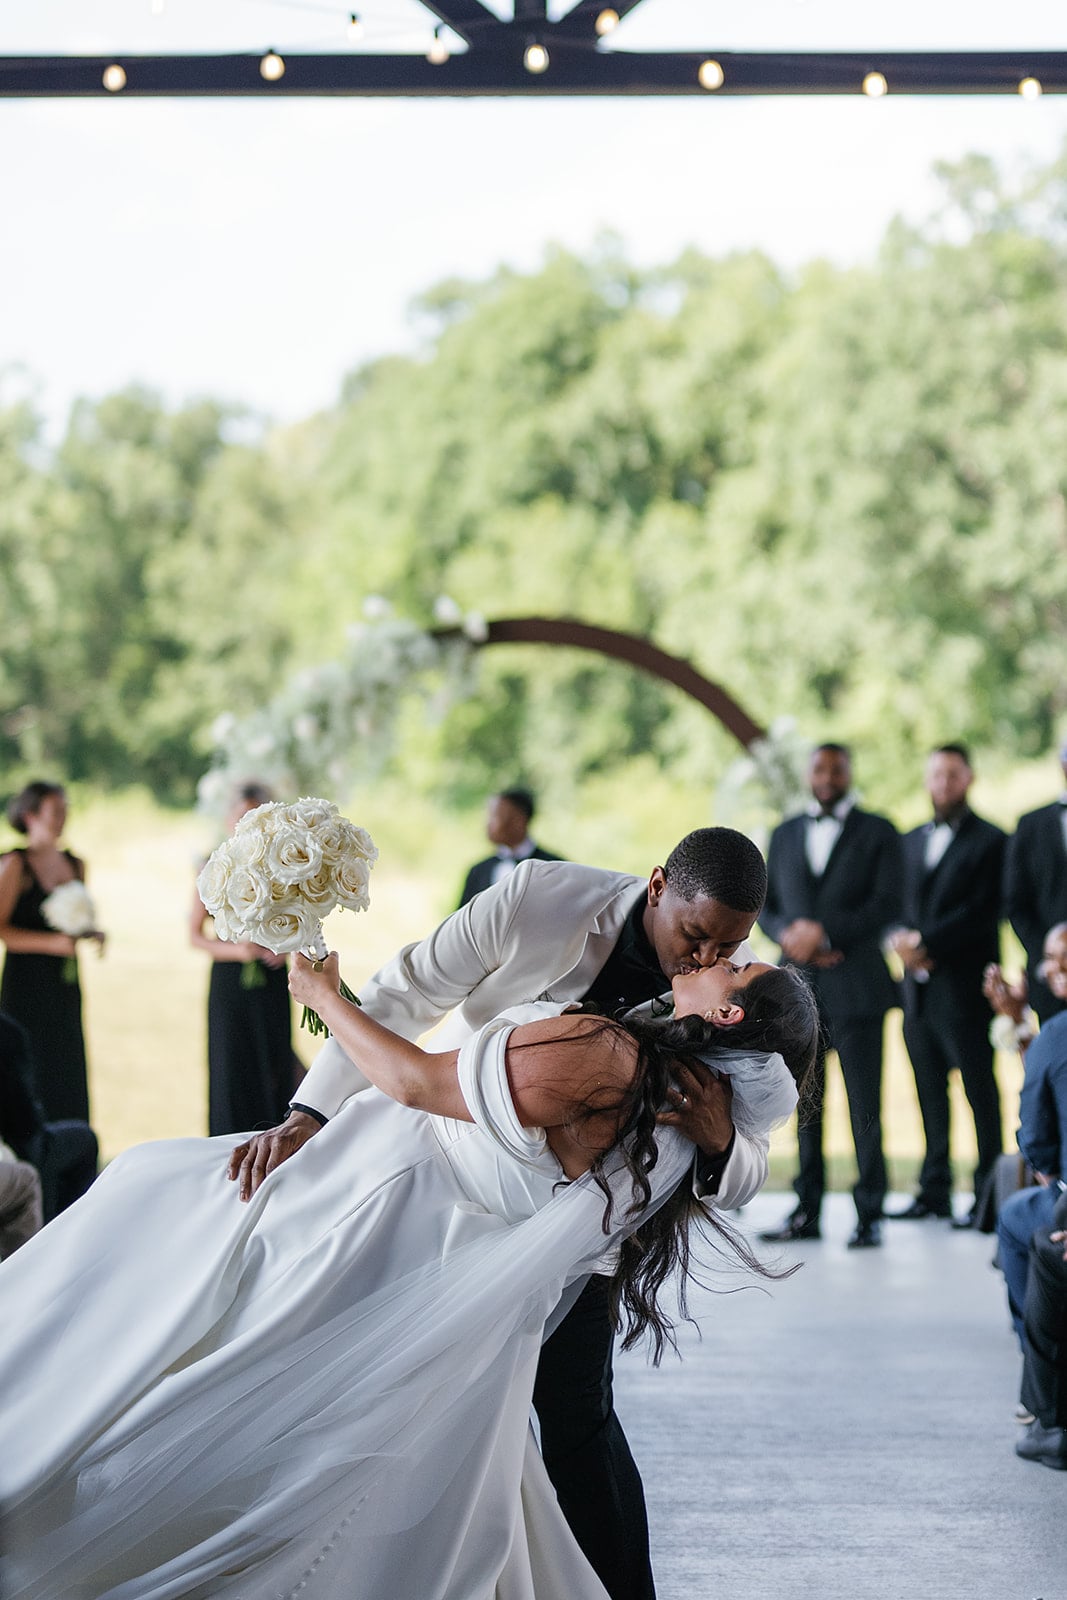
[427,26,450,64]
[259,50,286,81]
[102,63,127,91]
[595,8,620,34]
[697,58,724,91]
[862,70,888,97]
[1019,76,1042,100]
[523,41,549,74]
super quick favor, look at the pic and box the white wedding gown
[0,1010,695,1600]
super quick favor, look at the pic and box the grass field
[10,781,1030,1194]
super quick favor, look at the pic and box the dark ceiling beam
[2,50,1066,97]
[513,0,548,22]
[412,0,501,47]
[554,0,648,40]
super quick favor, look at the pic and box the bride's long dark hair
[575,964,820,1363]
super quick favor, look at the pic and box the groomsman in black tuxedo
[759,744,903,1249]
[458,788,562,907]
[1004,742,1067,1024]
[887,744,1006,1227]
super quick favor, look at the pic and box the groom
[230,827,770,1600]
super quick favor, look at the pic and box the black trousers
[1021,1221,1067,1429]
[903,990,1002,1208]
[794,1014,887,1226]
[532,1274,655,1600]
[27,1121,98,1224]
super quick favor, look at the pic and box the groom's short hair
[664,827,767,913]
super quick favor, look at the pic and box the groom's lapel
[538,883,641,1002]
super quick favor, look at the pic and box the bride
[0,953,816,1600]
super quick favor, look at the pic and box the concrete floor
[615,1191,1064,1600]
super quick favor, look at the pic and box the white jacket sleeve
[698,1129,769,1212]
[292,868,533,1120]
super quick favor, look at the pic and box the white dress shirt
[805,794,855,877]
[490,836,538,886]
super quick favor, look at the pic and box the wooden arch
[433,615,765,749]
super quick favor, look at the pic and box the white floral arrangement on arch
[197,797,378,1036]
[40,880,102,983]
[196,598,485,819]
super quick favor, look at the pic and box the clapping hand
[983,963,1028,1022]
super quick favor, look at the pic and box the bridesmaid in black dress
[0,782,103,1122]
[189,783,296,1137]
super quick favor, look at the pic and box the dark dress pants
[29,1121,99,1223]
[794,1014,887,1226]
[532,1274,655,1600]
[1020,1213,1067,1429]
[903,987,1002,1208]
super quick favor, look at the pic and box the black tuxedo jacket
[1004,801,1067,969]
[760,807,903,1021]
[458,846,563,909]
[901,810,1005,1020]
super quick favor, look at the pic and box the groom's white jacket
[297,858,768,1210]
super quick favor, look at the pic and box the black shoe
[759,1210,821,1242]
[847,1220,882,1249]
[1015,1420,1067,1470]
[885,1199,952,1220]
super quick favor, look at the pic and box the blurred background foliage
[4,145,1067,821]
[6,145,1067,1160]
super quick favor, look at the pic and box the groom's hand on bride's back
[227,1109,323,1201]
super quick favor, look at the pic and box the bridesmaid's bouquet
[197,797,378,1036]
[40,880,102,983]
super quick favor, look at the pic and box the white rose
[340,821,379,865]
[311,816,354,871]
[285,796,339,832]
[259,904,321,954]
[223,866,275,934]
[197,848,237,916]
[264,825,325,887]
[334,856,371,913]
[298,863,339,913]
[226,823,272,870]
[433,595,463,625]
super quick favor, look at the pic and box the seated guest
[1004,742,1067,1024]
[1016,1190,1067,1470]
[0,1139,42,1258]
[985,926,1067,1346]
[0,1011,97,1223]
[458,787,562,908]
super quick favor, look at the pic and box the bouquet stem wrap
[300,924,362,1038]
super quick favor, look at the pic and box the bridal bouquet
[40,880,102,983]
[197,797,378,1036]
